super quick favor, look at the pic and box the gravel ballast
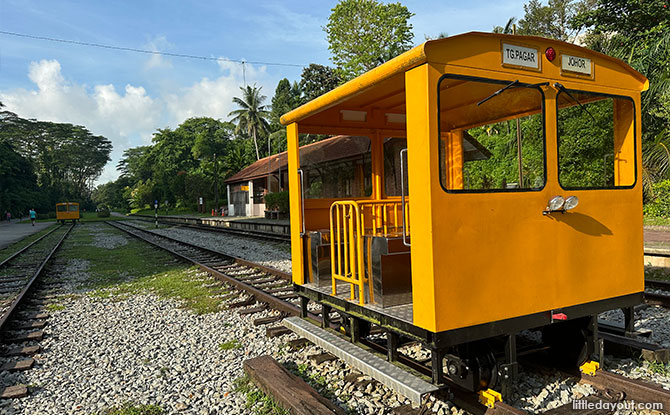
[7,222,668,414]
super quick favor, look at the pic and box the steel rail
[645,279,670,290]
[0,223,74,333]
[644,291,670,308]
[110,220,670,414]
[106,221,299,315]
[109,221,290,281]
[0,224,62,268]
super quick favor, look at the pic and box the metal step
[283,316,438,406]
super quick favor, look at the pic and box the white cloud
[144,36,173,70]
[0,58,274,185]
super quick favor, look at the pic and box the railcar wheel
[444,341,498,392]
[541,317,591,369]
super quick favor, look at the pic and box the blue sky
[0,0,526,183]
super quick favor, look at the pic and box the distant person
[6,212,11,222]
[29,208,36,226]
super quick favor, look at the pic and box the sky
[0,0,526,184]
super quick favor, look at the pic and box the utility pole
[213,153,219,213]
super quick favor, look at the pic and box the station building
[225,135,372,217]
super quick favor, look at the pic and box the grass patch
[97,402,163,415]
[648,361,669,375]
[45,303,65,311]
[219,340,242,351]
[644,216,670,227]
[233,375,289,415]
[56,223,230,314]
[59,224,181,288]
[0,223,58,262]
[645,266,670,281]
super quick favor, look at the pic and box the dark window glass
[57,205,67,212]
[438,76,545,192]
[69,204,78,212]
[300,136,372,199]
[383,137,407,197]
[557,92,635,189]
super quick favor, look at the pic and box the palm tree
[229,85,270,160]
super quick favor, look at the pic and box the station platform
[0,220,55,250]
[131,214,290,235]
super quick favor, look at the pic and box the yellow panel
[613,99,635,186]
[405,63,440,332]
[286,122,304,284]
[428,72,643,332]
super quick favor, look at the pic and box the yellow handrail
[329,199,410,306]
[358,200,409,237]
[329,201,370,305]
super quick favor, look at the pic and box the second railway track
[0,222,74,398]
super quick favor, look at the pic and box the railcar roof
[280,32,648,128]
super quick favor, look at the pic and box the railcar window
[68,205,78,211]
[299,136,372,199]
[438,76,545,192]
[384,137,407,197]
[57,205,67,212]
[557,92,635,189]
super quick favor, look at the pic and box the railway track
[644,278,670,308]
[131,214,291,243]
[105,220,301,318]
[107,220,670,414]
[0,223,74,398]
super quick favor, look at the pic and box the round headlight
[547,196,565,211]
[564,196,579,210]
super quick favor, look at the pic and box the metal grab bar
[400,148,410,247]
[298,169,305,236]
[357,200,408,236]
[329,201,372,306]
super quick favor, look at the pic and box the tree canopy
[0,103,112,216]
[324,0,414,80]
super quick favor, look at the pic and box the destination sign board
[561,54,592,76]
[501,43,539,70]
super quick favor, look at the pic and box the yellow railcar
[56,202,80,224]
[281,32,646,394]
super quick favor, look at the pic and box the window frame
[437,74,548,194]
[555,88,637,191]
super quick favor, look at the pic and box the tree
[493,18,517,34]
[516,0,586,41]
[324,0,414,80]
[299,64,343,102]
[0,110,112,206]
[270,79,303,128]
[182,117,235,209]
[572,0,670,43]
[229,85,270,160]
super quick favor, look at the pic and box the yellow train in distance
[281,32,646,395]
[56,202,80,224]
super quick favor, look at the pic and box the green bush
[644,180,670,218]
[264,191,289,213]
[263,192,278,210]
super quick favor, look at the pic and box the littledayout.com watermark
[573,399,663,411]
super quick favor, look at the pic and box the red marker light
[545,47,556,62]
[552,312,567,321]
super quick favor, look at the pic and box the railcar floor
[304,282,414,324]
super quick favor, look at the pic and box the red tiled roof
[224,135,370,183]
